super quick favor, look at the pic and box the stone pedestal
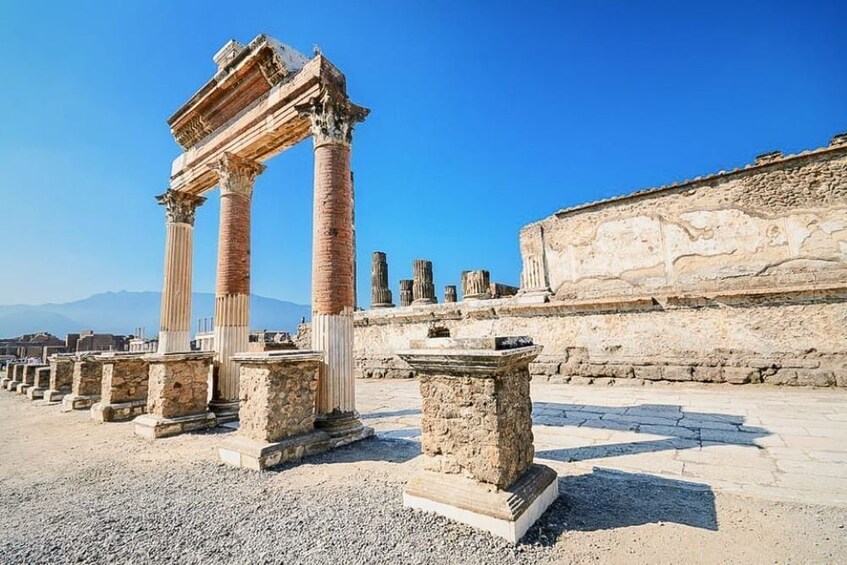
[3,364,22,391]
[444,285,457,303]
[397,336,557,543]
[133,352,216,439]
[25,367,51,400]
[399,279,414,307]
[18,364,46,395]
[412,259,436,305]
[0,363,17,389]
[462,270,491,300]
[370,251,394,308]
[44,355,75,402]
[91,353,150,422]
[218,351,363,469]
[62,354,107,411]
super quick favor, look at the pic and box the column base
[403,464,559,544]
[26,387,47,400]
[134,412,217,439]
[61,394,100,411]
[208,400,240,424]
[315,411,371,440]
[16,383,31,395]
[219,430,332,470]
[91,400,148,423]
[43,389,70,403]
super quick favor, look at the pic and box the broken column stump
[62,354,107,411]
[26,366,51,400]
[397,336,558,543]
[91,353,150,422]
[44,354,75,402]
[218,351,333,470]
[133,352,216,439]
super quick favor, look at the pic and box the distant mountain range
[0,291,310,338]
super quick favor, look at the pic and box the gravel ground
[1,391,845,564]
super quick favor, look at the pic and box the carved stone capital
[156,190,206,225]
[210,152,266,197]
[296,88,370,148]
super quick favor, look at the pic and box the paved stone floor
[358,379,847,507]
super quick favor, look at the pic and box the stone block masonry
[91,353,151,422]
[44,355,74,402]
[62,355,107,411]
[25,367,51,400]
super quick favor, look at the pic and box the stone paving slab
[357,380,847,507]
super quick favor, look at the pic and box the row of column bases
[156,88,369,438]
[371,253,508,308]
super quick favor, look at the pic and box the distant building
[0,332,65,358]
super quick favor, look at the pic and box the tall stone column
[298,88,371,439]
[462,270,491,300]
[156,190,205,353]
[412,259,436,305]
[444,285,458,303]
[210,152,265,419]
[371,251,393,308]
[399,279,414,307]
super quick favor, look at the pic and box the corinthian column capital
[296,88,370,148]
[156,190,206,225]
[210,152,266,197]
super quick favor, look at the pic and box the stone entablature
[519,139,847,302]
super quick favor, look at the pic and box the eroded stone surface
[146,356,211,419]
[100,355,149,404]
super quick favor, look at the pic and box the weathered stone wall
[355,142,847,387]
[49,358,74,392]
[101,357,149,404]
[72,359,105,397]
[147,358,209,419]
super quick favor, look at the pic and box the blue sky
[1,1,845,308]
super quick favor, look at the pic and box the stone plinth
[219,351,346,470]
[397,336,557,543]
[371,251,394,308]
[399,279,414,307]
[25,367,51,399]
[1,363,17,389]
[91,353,150,422]
[462,270,491,300]
[133,352,216,439]
[18,364,46,395]
[44,355,75,402]
[412,259,436,305]
[3,364,22,390]
[62,355,107,411]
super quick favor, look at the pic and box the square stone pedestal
[91,353,150,422]
[44,354,75,403]
[18,365,46,395]
[218,351,360,470]
[61,354,106,411]
[397,336,557,543]
[5,364,24,391]
[1,364,18,389]
[26,367,52,400]
[133,352,216,439]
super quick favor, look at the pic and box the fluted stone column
[298,88,372,439]
[156,190,205,353]
[444,285,457,303]
[412,260,436,305]
[399,279,414,307]
[462,270,491,300]
[210,152,265,419]
[371,251,393,308]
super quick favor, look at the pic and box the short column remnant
[44,355,75,402]
[62,354,107,410]
[412,259,437,305]
[91,353,151,422]
[219,351,335,470]
[397,336,558,544]
[370,251,394,308]
[462,270,491,300]
[18,365,46,395]
[444,285,458,303]
[25,366,51,400]
[399,279,414,307]
[133,352,216,439]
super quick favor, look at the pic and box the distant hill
[0,291,310,338]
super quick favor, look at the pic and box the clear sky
[1,0,845,307]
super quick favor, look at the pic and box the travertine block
[45,355,75,402]
[91,353,150,422]
[62,355,107,411]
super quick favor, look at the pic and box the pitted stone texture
[420,372,534,488]
[49,357,74,393]
[237,359,320,443]
[72,359,105,397]
[147,358,210,419]
[101,356,150,404]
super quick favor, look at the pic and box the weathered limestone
[3,363,21,390]
[370,251,394,308]
[397,337,557,543]
[62,354,107,411]
[18,364,46,395]
[219,351,341,469]
[297,87,371,443]
[490,283,519,299]
[461,270,490,300]
[210,152,265,422]
[399,279,414,307]
[44,354,75,402]
[444,285,458,303]
[25,367,51,399]
[134,352,216,439]
[91,353,151,422]
[156,189,205,353]
[412,260,437,305]
[516,224,552,303]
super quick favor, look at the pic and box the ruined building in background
[355,134,847,386]
[0,333,65,358]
